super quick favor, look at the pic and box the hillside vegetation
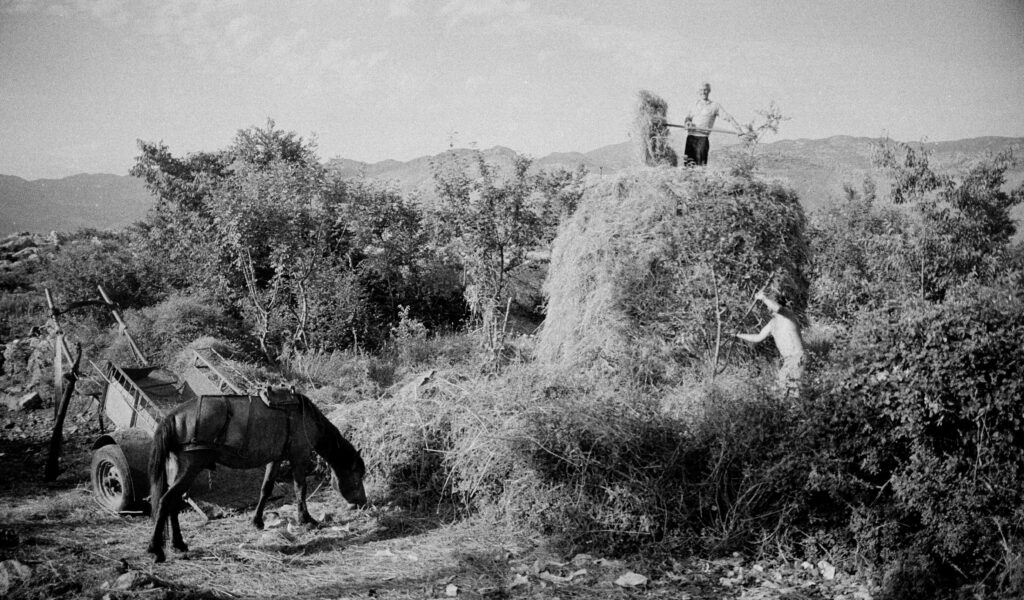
[2,121,1024,599]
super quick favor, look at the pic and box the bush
[807,181,918,324]
[809,282,1024,593]
[44,230,164,313]
[0,291,45,341]
[103,292,247,366]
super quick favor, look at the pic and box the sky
[1,0,1023,180]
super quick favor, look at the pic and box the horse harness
[182,389,303,458]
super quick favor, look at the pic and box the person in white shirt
[735,291,805,396]
[682,82,743,166]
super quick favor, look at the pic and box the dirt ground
[0,396,876,600]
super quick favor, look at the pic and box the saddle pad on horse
[182,395,263,455]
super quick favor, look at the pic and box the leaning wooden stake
[45,343,82,481]
[97,284,148,366]
[44,289,74,419]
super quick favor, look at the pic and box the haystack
[632,90,677,167]
[538,167,808,383]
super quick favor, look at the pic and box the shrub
[104,292,247,366]
[810,281,1024,592]
[807,180,918,324]
[0,291,45,341]
[44,230,164,314]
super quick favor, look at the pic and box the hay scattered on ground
[632,89,677,167]
[538,167,808,383]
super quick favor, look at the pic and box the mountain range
[3,136,1022,238]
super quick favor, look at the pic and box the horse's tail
[148,414,175,520]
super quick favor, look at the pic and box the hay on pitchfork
[632,89,678,167]
[537,166,809,384]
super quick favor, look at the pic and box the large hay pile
[538,167,808,383]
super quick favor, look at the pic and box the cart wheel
[91,445,135,512]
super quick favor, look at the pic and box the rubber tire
[91,445,135,512]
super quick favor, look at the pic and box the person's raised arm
[755,291,781,313]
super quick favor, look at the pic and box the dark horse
[147,388,366,562]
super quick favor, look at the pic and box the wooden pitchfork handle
[739,273,776,321]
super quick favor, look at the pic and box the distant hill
[0,173,150,236]
[3,136,1022,237]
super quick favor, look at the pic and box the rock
[11,247,38,260]
[256,529,296,548]
[108,570,150,591]
[817,560,836,580]
[0,559,33,595]
[17,392,43,411]
[614,571,648,588]
[0,235,36,254]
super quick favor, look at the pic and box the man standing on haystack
[735,290,805,397]
[682,82,744,166]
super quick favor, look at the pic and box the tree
[871,141,1023,301]
[430,151,544,330]
[338,178,465,333]
[807,177,918,323]
[210,125,334,359]
[532,164,588,244]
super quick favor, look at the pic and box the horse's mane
[297,393,356,461]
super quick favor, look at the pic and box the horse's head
[331,443,367,508]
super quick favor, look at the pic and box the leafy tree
[532,164,588,244]
[338,178,466,332]
[210,127,335,359]
[871,141,1023,301]
[810,144,1023,326]
[430,151,544,328]
[807,178,918,323]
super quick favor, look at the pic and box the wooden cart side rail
[92,360,165,428]
[191,348,244,395]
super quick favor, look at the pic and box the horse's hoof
[253,519,264,530]
[173,541,189,553]
[148,543,166,563]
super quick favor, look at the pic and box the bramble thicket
[2,121,1022,598]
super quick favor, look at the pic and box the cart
[89,347,253,512]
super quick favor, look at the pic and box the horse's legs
[149,457,205,562]
[290,460,316,525]
[170,499,187,553]
[252,461,280,529]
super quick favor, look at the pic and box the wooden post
[45,344,82,482]
[97,285,148,366]
[44,289,75,419]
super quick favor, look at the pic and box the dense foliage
[809,142,1022,324]
[799,284,1024,596]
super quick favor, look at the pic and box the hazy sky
[1,0,1022,179]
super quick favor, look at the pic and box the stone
[18,392,43,411]
[109,570,150,591]
[0,559,33,595]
